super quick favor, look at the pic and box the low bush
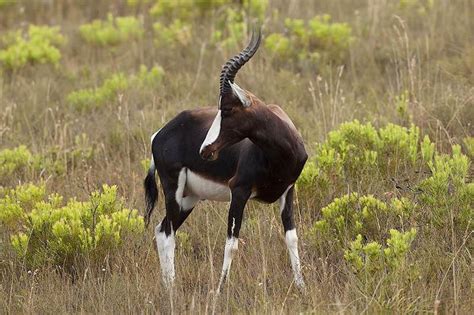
[79,14,144,46]
[0,145,33,178]
[153,19,192,48]
[150,0,230,20]
[1,183,144,270]
[303,120,472,305]
[67,65,164,111]
[0,25,65,69]
[308,193,415,251]
[0,0,16,8]
[298,120,421,198]
[0,136,94,181]
[265,15,353,65]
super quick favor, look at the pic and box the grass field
[0,0,473,313]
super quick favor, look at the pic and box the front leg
[280,185,305,289]
[216,186,251,292]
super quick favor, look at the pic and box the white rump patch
[199,110,222,154]
[155,224,176,287]
[185,170,230,202]
[175,168,187,208]
[150,128,161,143]
[285,229,305,289]
[279,185,293,214]
[149,128,161,171]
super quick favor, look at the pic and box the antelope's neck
[249,107,306,173]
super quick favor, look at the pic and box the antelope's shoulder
[267,104,297,132]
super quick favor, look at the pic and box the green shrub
[0,25,65,69]
[67,73,129,111]
[298,120,421,194]
[0,138,95,179]
[150,0,230,20]
[126,0,151,6]
[1,183,144,269]
[67,65,164,111]
[0,0,16,8]
[153,19,192,47]
[0,145,33,177]
[265,33,291,58]
[419,145,472,231]
[463,136,474,158]
[79,14,144,46]
[344,228,417,272]
[0,183,46,228]
[308,193,414,249]
[265,15,353,65]
[399,0,434,15]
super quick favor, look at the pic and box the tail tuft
[144,165,158,228]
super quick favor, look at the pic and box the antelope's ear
[229,81,251,107]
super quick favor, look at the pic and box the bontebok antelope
[144,29,308,291]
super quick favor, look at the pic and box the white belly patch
[185,170,231,202]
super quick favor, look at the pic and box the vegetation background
[0,0,472,313]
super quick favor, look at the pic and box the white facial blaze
[285,229,305,289]
[199,110,222,154]
[155,224,176,287]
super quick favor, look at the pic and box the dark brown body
[144,29,308,290]
[151,107,307,204]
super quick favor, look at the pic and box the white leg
[216,237,238,292]
[155,223,176,287]
[285,229,305,289]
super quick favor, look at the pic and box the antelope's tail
[144,155,158,228]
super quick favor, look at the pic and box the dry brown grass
[1,0,473,313]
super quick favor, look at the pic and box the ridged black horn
[219,28,261,96]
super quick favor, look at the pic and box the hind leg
[155,168,198,287]
[279,185,305,289]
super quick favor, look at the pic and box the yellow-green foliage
[309,193,414,248]
[126,0,151,6]
[0,137,94,179]
[0,145,32,177]
[211,0,267,50]
[1,183,144,269]
[79,14,144,46]
[150,0,230,19]
[399,0,434,15]
[463,136,474,158]
[67,73,129,111]
[0,25,65,69]
[298,120,421,193]
[0,183,45,228]
[149,1,267,50]
[153,20,192,47]
[214,8,248,50]
[344,228,417,272]
[0,0,16,8]
[419,145,472,230]
[67,65,164,111]
[265,15,352,64]
[265,33,291,58]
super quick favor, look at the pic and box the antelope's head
[200,29,262,161]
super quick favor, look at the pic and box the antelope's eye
[221,108,232,117]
